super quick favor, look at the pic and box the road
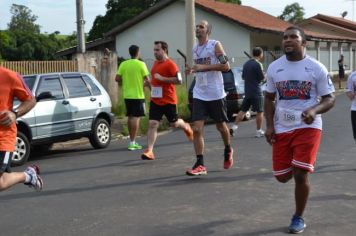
[1,94,356,236]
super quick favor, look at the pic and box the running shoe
[255,129,265,138]
[223,147,234,169]
[24,165,43,191]
[229,125,238,137]
[184,123,194,141]
[288,214,306,234]
[141,149,155,160]
[186,165,207,176]
[128,142,143,151]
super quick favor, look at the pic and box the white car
[13,72,114,166]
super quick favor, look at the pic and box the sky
[1,0,356,35]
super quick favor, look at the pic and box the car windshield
[23,75,36,91]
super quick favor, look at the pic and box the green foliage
[1,4,78,61]
[8,4,40,34]
[88,0,164,41]
[278,2,305,24]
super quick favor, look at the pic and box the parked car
[188,68,246,121]
[12,72,114,166]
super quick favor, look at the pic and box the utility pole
[185,0,195,84]
[76,0,86,53]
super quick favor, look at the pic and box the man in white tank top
[265,26,335,233]
[185,20,234,176]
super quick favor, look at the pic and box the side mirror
[36,91,53,102]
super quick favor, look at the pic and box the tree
[88,0,164,41]
[8,4,40,34]
[278,2,305,24]
[1,4,78,61]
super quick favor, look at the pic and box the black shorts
[149,101,178,123]
[125,99,145,117]
[241,96,264,113]
[0,151,12,173]
[192,98,229,122]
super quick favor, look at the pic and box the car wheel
[12,131,30,166]
[89,118,111,149]
[244,111,251,121]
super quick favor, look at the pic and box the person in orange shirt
[0,67,43,192]
[141,41,193,160]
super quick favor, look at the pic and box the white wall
[115,1,250,68]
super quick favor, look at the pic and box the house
[57,0,356,72]
[298,14,356,72]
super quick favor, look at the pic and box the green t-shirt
[117,59,149,99]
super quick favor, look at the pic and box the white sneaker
[229,125,238,137]
[255,129,265,138]
[24,165,43,191]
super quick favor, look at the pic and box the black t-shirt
[338,59,344,72]
[242,59,265,98]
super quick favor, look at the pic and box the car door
[33,75,72,139]
[61,74,98,132]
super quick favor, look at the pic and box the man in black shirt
[230,47,265,137]
[338,54,345,89]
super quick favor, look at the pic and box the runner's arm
[0,98,36,127]
[264,91,276,145]
[192,42,230,73]
[115,75,122,86]
[154,72,182,84]
[143,76,151,88]
[302,93,335,124]
[346,91,355,100]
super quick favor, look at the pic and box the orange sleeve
[12,73,33,101]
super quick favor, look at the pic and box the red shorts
[272,128,321,176]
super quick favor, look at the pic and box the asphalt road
[1,94,356,236]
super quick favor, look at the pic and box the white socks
[231,124,238,130]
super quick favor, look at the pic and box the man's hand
[265,126,276,145]
[154,73,164,81]
[302,109,317,125]
[192,64,204,73]
[0,111,16,127]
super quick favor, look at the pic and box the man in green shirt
[115,45,150,150]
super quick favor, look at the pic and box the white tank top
[192,39,226,101]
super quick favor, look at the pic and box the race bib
[195,72,208,87]
[151,86,163,98]
[277,107,302,127]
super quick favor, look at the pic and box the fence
[0,60,78,75]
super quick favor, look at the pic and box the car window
[36,76,64,100]
[82,74,101,96]
[63,76,91,98]
[23,75,36,90]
